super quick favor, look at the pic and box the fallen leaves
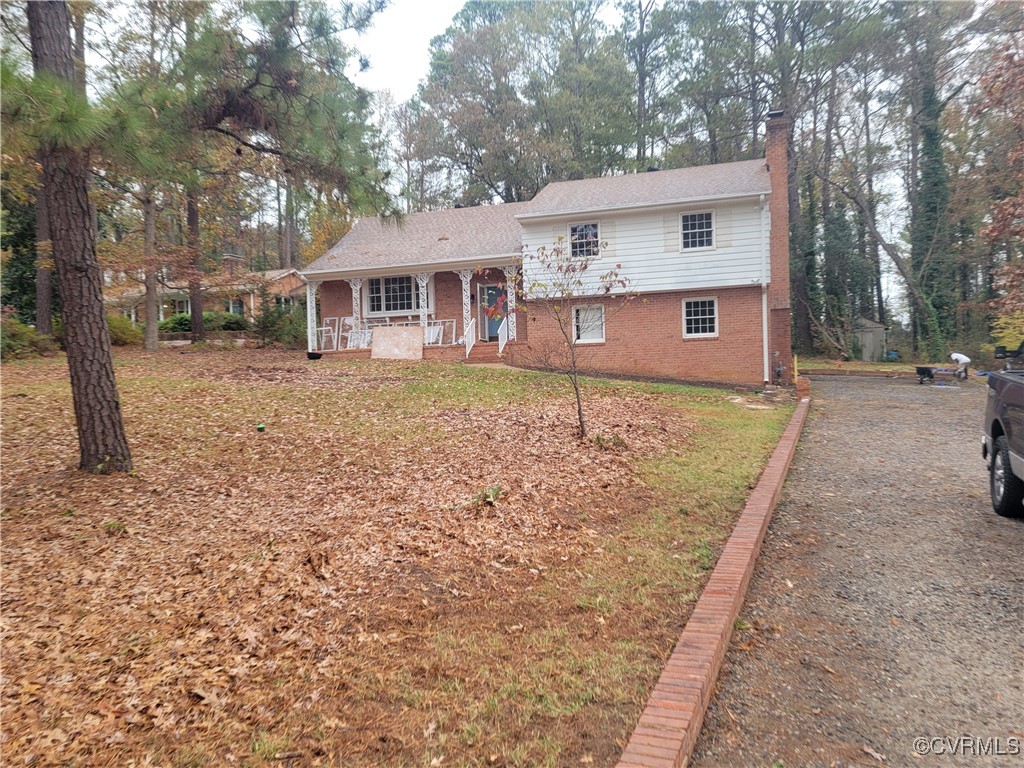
[0,349,738,767]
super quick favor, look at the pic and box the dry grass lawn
[1,348,792,767]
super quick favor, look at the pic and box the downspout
[760,193,770,385]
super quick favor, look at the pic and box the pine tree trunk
[787,121,815,351]
[187,192,204,342]
[283,179,295,269]
[143,194,160,350]
[748,4,759,158]
[34,173,54,336]
[27,0,132,473]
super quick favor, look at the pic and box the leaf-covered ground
[1,348,792,767]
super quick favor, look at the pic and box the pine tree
[26,0,132,473]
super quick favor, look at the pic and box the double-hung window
[683,298,718,338]
[680,211,714,250]
[570,222,600,259]
[573,305,605,344]
[367,276,430,315]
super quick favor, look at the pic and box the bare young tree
[505,236,635,438]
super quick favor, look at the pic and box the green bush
[157,311,250,333]
[210,311,249,331]
[107,314,143,346]
[158,313,193,333]
[276,311,307,348]
[0,309,57,360]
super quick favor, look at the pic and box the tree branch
[205,126,285,157]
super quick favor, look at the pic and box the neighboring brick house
[106,265,307,326]
[301,112,793,386]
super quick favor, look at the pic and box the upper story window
[367,275,431,315]
[569,222,600,259]
[681,211,714,250]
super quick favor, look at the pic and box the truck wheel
[991,436,1024,518]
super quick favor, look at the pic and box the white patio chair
[316,318,339,351]
[424,325,443,345]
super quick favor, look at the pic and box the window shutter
[716,208,732,248]
[664,215,677,252]
[601,220,615,257]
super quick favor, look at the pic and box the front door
[480,285,505,342]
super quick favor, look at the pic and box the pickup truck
[983,367,1024,517]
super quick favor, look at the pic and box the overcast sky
[343,0,467,102]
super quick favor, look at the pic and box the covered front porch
[303,265,523,359]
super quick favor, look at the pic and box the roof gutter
[514,190,768,222]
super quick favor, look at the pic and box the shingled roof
[305,202,529,275]
[518,158,770,219]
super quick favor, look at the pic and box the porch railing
[497,317,509,355]
[315,317,461,352]
[465,318,476,358]
[390,318,456,346]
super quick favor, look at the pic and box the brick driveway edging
[616,396,812,768]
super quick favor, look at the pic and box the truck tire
[991,435,1024,518]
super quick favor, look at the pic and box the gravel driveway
[690,375,1024,768]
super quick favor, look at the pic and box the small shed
[855,317,887,362]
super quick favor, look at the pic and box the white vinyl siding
[683,298,718,338]
[573,305,605,343]
[521,198,766,295]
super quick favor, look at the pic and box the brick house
[106,265,307,326]
[301,112,793,387]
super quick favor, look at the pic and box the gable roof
[304,203,529,277]
[262,268,304,282]
[518,159,770,219]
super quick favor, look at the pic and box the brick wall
[510,286,768,386]
[317,269,528,343]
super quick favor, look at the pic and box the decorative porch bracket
[501,265,518,340]
[349,277,363,331]
[456,269,473,343]
[415,272,432,328]
[305,280,321,353]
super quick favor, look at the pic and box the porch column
[349,277,363,330]
[502,265,518,340]
[457,269,473,340]
[305,280,320,353]
[415,272,432,327]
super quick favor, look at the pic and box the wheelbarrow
[916,366,934,384]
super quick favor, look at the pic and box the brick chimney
[765,110,794,384]
[222,254,244,278]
